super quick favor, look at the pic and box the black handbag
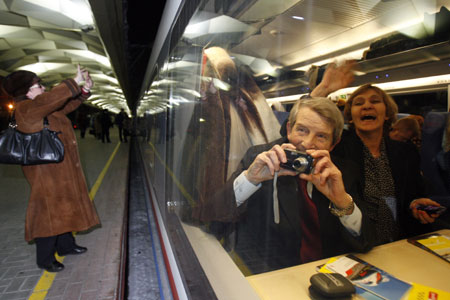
[0,114,64,165]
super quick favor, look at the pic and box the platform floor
[0,129,129,300]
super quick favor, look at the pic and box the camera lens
[292,157,309,173]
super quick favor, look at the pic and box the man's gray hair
[288,97,344,145]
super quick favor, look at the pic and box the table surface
[247,229,450,300]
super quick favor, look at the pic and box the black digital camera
[280,149,314,174]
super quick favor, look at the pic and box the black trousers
[101,127,111,143]
[35,232,76,266]
[118,125,126,142]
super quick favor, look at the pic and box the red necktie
[298,178,322,263]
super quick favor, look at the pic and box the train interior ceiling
[150,0,450,117]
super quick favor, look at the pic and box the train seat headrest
[422,112,447,135]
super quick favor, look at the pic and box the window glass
[137,0,450,296]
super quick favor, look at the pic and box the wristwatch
[329,195,354,217]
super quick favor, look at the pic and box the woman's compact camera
[280,149,314,174]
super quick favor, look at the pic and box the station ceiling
[0,0,165,114]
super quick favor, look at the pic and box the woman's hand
[74,64,84,85]
[84,71,93,90]
[410,198,442,224]
[310,60,356,97]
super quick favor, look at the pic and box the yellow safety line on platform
[89,142,121,200]
[148,142,196,207]
[28,142,121,300]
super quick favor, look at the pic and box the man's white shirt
[233,171,362,236]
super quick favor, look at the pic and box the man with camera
[201,97,375,270]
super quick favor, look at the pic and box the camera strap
[273,171,280,224]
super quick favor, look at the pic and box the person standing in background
[76,110,90,139]
[100,109,112,143]
[115,108,127,142]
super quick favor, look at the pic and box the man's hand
[310,60,356,97]
[300,149,351,209]
[245,144,298,185]
[410,198,442,224]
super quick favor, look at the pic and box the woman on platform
[2,66,100,272]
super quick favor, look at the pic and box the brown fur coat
[14,79,100,241]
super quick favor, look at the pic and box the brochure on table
[318,255,450,300]
[407,232,450,263]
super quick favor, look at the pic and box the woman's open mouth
[361,115,376,121]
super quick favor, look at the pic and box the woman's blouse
[363,139,399,244]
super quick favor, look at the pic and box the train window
[137,0,450,298]
[393,91,448,114]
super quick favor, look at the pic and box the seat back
[396,113,410,120]
[420,111,449,196]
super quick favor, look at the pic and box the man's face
[287,106,335,152]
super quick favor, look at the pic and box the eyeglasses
[29,83,44,89]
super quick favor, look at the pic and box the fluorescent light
[91,99,107,105]
[165,61,199,71]
[179,88,201,98]
[65,50,110,68]
[328,74,450,98]
[291,16,304,21]
[90,74,118,85]
[266,93,308,103]
[18,62,68,74]
[150,79,178,87]
[267,74,450,103]
[293,48,368,72]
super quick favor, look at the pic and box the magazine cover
[318,254,450,300]
[320,255,411,300]
[407,233,450,263]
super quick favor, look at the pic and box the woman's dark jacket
[332,129,429,240]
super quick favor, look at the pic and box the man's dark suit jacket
[201,137,376,270]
